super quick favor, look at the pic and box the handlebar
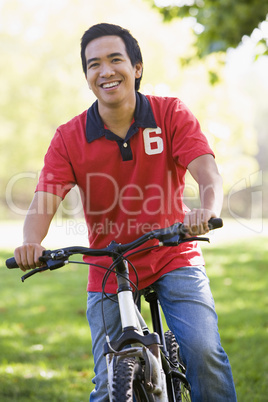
[5,218,223,276]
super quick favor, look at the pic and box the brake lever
[179,236,210,244]
[21,265,49,282]
[159,235,209,247]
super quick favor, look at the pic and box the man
[14,23,237,401]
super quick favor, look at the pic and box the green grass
[0,256,91,401]
[202,239,268,401]
[1,238,268,401]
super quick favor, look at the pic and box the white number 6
[143,127,163,155]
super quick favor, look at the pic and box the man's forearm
[184,154,224,234]
[198,173,223,217]
[23,211,53,244]
[14,192,62,270]
[188,154,223,217]
[23,191,62,244]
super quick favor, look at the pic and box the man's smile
[101,81,121,90]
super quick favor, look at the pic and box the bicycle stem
[113,257,142,331]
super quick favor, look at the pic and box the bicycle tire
[164,330,191,402]
[110,356,155,402]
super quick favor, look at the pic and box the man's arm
[14,191,62,271]
[184,154,223,235]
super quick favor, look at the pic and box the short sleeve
[35,128,76,199]
[170,99,214,168]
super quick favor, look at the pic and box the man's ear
[135,62,143,79]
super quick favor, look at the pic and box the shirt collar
[85,92,157,143]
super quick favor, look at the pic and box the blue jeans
[86,266,237,401]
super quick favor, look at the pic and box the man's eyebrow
[87,57,100,66]
[86,52,124,66]
[108,52,124,58]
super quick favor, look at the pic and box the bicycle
[6,218,223,401]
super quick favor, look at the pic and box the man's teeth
[102,82,119,89]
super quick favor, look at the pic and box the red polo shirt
[36,93,214,293]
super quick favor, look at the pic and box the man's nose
[100,63,115,78]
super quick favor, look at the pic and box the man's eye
[88,63,99,69]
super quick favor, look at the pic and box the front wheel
[164,330,191,402]
[110,356,155,402]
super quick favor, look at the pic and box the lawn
[0,237,268,401]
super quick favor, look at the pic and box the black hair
[80,23,143,90]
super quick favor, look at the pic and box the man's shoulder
[57,109,88,133]
[143,94,183,120]
[144,94,181,110]
[145,94,177,103]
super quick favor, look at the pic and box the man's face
[85,35,142,108]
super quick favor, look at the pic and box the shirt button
[123,142,128,148]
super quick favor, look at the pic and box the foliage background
[148,0,268,57]
[1,1,268,400]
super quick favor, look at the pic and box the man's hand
[183,208,216,236]
[14,243,46,272]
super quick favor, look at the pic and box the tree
[148,0,268,58]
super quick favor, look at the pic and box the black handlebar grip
[5,257,19,269]
[208,218,223,230]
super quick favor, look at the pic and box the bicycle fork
[105,257,168,401]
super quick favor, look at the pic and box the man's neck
[98,93,136,140]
